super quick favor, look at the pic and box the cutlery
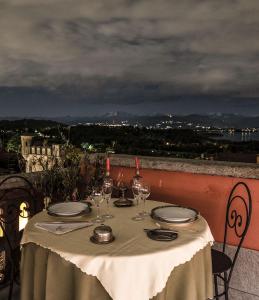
[144,228,178,234]
[47,221,93,224]
[154,223,199,234]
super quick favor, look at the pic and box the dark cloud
[0,0,259,115]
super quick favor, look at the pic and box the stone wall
[98,153,259,179]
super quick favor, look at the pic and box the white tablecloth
[21,200,214,300]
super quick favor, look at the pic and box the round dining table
[21,200,214,300]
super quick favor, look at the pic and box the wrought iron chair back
[223,181,252,283]
[0,175,42,299]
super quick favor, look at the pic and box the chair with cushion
[0,175,42,300]
[212,181,252,299]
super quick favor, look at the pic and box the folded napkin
[35,221,93,235]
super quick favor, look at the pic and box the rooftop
[1,155,259,300]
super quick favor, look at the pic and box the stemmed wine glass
[131,181,144,221]
[102,178,114,219]
[117,181,127,201]
[91,187,105,223]
[140,184,150,217]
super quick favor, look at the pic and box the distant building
[21,134,64,172]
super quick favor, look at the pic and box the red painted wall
[110,166,259,251]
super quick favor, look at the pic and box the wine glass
[132,182,141,205]
[140,184,150,217]
[91,187,105,223]
[116,180,127,201]
[102,179,114,219]
[131,181,144,221]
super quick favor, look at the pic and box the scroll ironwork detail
[223,181,252,283]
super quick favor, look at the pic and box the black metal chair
[0,175,42,300]
[212,181,252,300]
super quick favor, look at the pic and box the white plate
[47,202,90,217]
[151,205,198,223]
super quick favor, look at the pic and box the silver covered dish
[90,224,115,244]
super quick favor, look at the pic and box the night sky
[0,0,259,117]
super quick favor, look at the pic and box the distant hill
[52,113,259,128]
[1,113,259,128]
[0,119,63,131]
[172,114,259,128]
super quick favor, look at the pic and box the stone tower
[21,134,33,157]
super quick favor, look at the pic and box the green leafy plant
[6,135,21,153]
[32,148,105,203]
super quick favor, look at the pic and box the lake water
[213,132,259,142]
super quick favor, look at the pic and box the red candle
[106,158,110,172]
[135,157,140,169]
